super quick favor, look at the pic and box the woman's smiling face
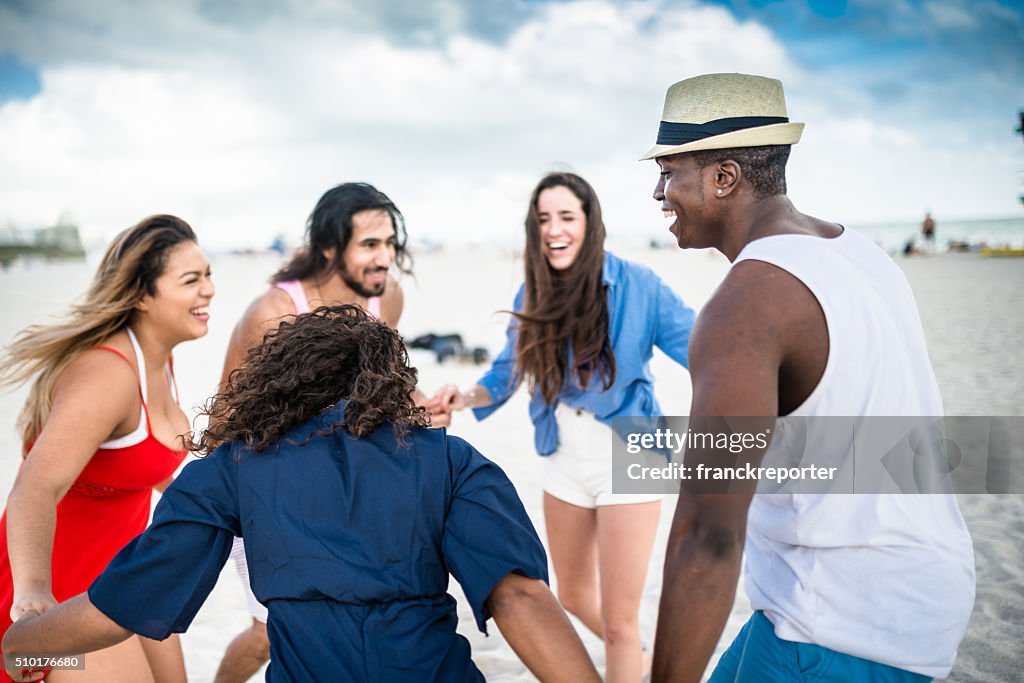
[537,185,587,271]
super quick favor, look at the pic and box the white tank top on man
[733,228,975,679]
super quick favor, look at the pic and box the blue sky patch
[0,52,41,103]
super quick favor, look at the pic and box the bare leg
[542,493,603,637]
[214,619,269,683]
[139,633,186,683]
[48,636,156,683]
[597,500,661,683]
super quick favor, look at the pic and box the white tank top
[733,229,975,678]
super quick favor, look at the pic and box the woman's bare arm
[7,351,137,622]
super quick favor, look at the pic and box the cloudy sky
[1,0,1022,250]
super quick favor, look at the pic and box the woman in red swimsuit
[0,215,214,682]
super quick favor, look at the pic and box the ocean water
[852,216,1024,253]
[613,216,1024,253]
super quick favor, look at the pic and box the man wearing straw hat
[644,74,974,682]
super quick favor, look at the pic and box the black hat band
[656,116,789,146]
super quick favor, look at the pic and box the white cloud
[0,0,1019,250]
[923,1,979,31]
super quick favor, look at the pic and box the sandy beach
[0,244,1021,681]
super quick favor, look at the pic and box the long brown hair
[514,172,615,404]
[193,305,428,454]
[0,215,198,446]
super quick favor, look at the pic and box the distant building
[40,222,84,253]
[0,218,85,266]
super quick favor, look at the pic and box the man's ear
[714,160,741,197]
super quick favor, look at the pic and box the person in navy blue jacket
[432,172,695,682]
[2,305,599,683]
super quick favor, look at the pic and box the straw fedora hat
[640,73,804,160]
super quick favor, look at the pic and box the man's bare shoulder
[227,285,296,347]
[693,260,823,361]
[239,285,296,329]
[220,285,297,381]
[701,261,780,328]
[692,258,828,414]
[709,259,819,323]
[686,261,806,415]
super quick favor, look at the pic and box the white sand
[0,245,1021,681]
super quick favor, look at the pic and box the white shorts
[543,404,665,509]
[230,537,268,623]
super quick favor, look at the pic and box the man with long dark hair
[215,183,444,682]
[646,74,974,682]
[225,182,410,362]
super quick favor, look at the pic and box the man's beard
[340,266,387,298]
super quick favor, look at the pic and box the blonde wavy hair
[0,215,198,447]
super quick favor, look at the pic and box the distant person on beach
[0,216,213,683]
[214,182,449,682]
[2,305,600,683]
[433,172,696,682]
[922,211,936,251]
[644,73,974,682]
[903,239,923,257]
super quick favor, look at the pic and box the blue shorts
[708,611,933,683]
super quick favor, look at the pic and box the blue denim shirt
[473,251,695,455]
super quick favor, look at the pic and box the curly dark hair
[193,305,429,455]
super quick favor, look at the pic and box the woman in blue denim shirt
[434,173,695,682]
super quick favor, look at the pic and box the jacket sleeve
[472,285,525,420]
[88,447,241,640]
[653,276,696,369]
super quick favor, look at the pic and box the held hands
[3,606,48,682]
[426,409,452,428]
[417,384,479,428]
[429,385,467,413]
[417,384,470,429]
[10,591,56,624]
[4,658,47,682]
[414,388,453,428]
